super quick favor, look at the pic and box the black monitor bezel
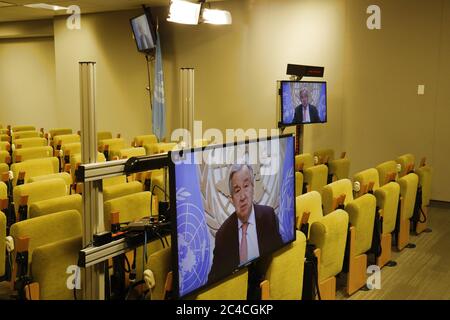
[129,10,157,54]
[278,80,328,128]
[168,133,297,299]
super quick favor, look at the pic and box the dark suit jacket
[207,204,283,285]
[292,104,321,124]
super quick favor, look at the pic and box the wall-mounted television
[169,135,296,298]
[279,80,327,127]
[130,11,156,54]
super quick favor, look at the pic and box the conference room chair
[0,150,11,166]
[0,210,5,281]
[295,191,324,237]
[116,147,146,159]
[11,131,40,141]
[396,154,433,234]
[145,247,172,300]
[28,172,72,193]
[98,138,126,160]
[0,128,9,135]
[260,231,306,300]
[193,268,249,300]
[10,157,59,186]
[52,134,81,151]
[97,131,113,142]
[47,128,72,141]
[309,210,349,300]
[295,153,328,194]
[29,194,82,219]
[295,172,303,197]
[9,209,82,300]
[69,152,106,193]
[314,149,350,183]
[60,142,81,171]
[0,163,8,177]
[0,141,10,152]
[133,134,158,148]
[376,160,418,251]
[13,178,68,221]
[353,168,400,268]
[13,137,47,150]
[12,146,53,163]
[103,181,144,202]
[0,134,11,142]
[145,142,178,156]
[322,179,376,295]
[11,125,35,133]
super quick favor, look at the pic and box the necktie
[240,222,249,264]
[303,107,307,122]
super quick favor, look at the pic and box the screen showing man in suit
[281,81,327,125]
[174,136,295,297]
[131,14,155,51]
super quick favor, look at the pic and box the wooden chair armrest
[260,280,270,300]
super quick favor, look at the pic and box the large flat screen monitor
[279,80,327,127]
[130,12,156,53]
[170,135,296,298]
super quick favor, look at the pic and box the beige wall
[0,36,57,129]
[157,0,346,153]
[53,10,154,143]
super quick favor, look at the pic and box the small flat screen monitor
[170,135,296,298]
[279,81,327,127]
[130,13,156,53]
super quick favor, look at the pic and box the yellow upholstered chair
[314,149,350,182]
[353,168,400,268]
[69,152,106,193]
[13,137,47,150]
[13,146,53,163]
[97,131,113,142]
[295,153,328,193]
[10,157,59,186]
[414,159,432,234]
[28,172,72,192]
[103,181,144,202]
[145,142,178,155]
[133,134,158,148]
[295,172,303,197]
[0,134,10,142]
[396,153,415,178]
[116,147,146,160]
[103,191,156,231]
[11,131,39,141]
[376,160,399,187]
[321,179,376,295]
[260,231,306,300]
[309,209,349,300]
[396,173,419,250]
[0,163,8,177]
[0,150,11,165]
[9,210,82,299]
[48,128,72,139]
[52,134,80,151]
[193,268,248,300]
[31,236,82,300]
[60,142,81,170]
[321,179,354,215]
[98,138,126,160]
[0,141,10,152]
[146,247,172,300]
[29,194,82,219]
[11,125,35,132]
[0,210,6,279]
[295,191,324,237]
[13,179,68,221]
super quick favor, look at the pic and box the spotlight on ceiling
[24,3,68,11]
[167,0,232,25]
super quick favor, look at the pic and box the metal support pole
[180,68,195,147]
[79,62,105,300]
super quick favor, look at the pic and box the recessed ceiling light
[24,3,68,11]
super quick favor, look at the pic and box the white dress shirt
[302,105,311,123]
[238,205,260,265]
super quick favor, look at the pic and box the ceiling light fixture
[24,3,68,11]
[202,8,232,25]
[167,0,201,25]
[167,0,232,25]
